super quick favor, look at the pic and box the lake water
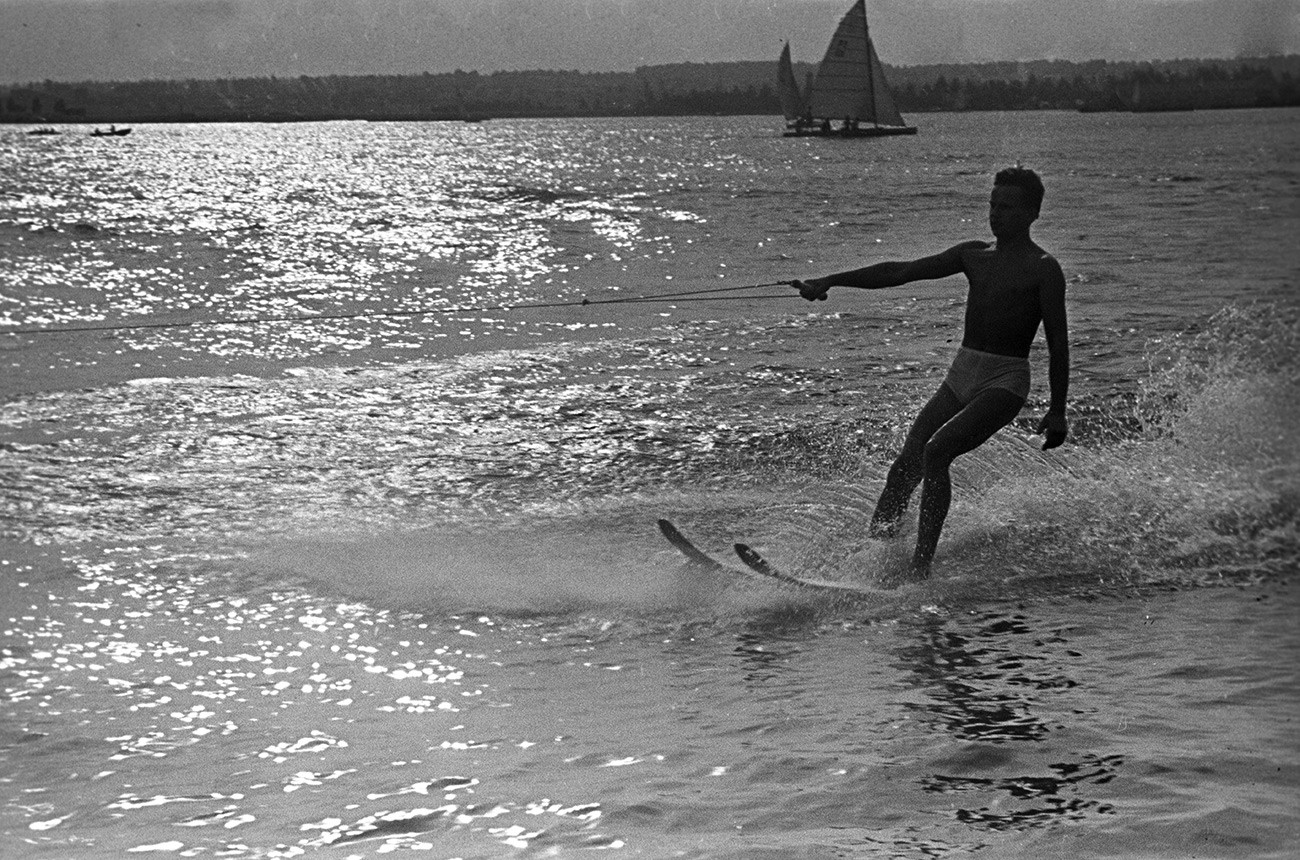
[1,110,1297,858]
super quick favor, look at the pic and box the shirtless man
[791,167,1069,577]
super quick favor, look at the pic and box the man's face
[988,184,1038,240]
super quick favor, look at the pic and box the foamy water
[1,111,1297,858]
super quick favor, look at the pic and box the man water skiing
[791,167,1069,578]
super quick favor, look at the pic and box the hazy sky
[2,0,1297,84]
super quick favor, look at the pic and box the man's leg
[911,388,1025,573]
[869,384,964,537]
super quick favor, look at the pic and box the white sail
[776,42,807,121]
[864,25,905,126]
[807,0,906,127]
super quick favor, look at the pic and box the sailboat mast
[859,0,876,126]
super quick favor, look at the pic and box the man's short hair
[994,166,1045,215]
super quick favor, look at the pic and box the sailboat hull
[783,124,917,138]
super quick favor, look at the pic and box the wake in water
[261,303,1295,626]
[839,302,1299,598]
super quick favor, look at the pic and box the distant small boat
[27,127,61,136]
[778,0,917,138]
[90,126,132,137]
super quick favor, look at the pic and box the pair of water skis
[657,518,887,599]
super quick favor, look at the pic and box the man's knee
[921,439,956,475]
[886,444,921,478]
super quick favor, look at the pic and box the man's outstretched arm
[1036,258,1070,450]
[793,240,989,301]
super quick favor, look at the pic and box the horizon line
[5,52,1298,89]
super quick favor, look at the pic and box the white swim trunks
[942,347,1031,404]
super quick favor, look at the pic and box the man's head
[993,166,1044,214]
[990,166,1044,240]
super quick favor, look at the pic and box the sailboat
[778,0,917,138]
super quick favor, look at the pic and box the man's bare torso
[959,242,1058,358]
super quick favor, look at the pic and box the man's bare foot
[879,559,930,589]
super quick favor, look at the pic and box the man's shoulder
[950,240,993,271]
[950,239,992,258]
[1030,245,1064,279]
[1009,241,1063,276]
[1027,246,1067,301]
[903,241,987,280]
[1031,242,1060,264]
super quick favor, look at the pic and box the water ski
[733,543,887,598]
[657,519,884,598]
[657,518,726,570]
[659,519,797,586]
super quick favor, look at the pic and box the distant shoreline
[5,56,1298,124]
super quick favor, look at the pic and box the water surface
[1,110,1297,858]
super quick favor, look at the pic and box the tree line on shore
[4,56,1298,124]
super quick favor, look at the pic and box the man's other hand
[1036,412,1068,450]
